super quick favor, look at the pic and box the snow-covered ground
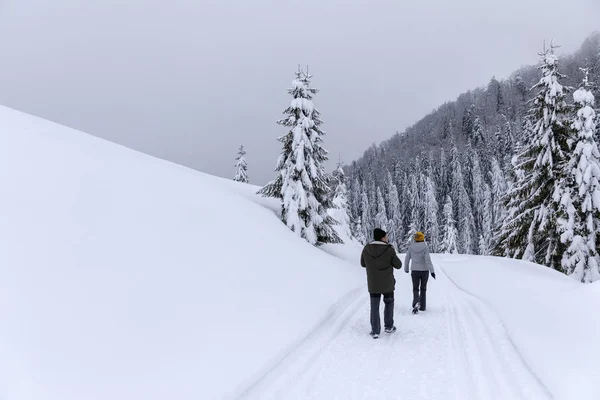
[0,106,598,399]
[232,256,553,400]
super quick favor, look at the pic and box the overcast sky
[0,0,597,184]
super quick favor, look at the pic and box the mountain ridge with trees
[345,32,600,282]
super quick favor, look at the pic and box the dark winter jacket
[361,241,403,294]
[404,242,435,273]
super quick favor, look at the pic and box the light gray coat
[404,242,435,273]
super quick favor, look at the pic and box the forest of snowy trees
[345,33,600,282]
[242,33,600,282]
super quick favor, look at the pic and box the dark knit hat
[373,228,387,241]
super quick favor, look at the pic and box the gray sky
[0,0,597,184]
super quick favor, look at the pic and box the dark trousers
[369,292,394,334]
[411,271,429,310]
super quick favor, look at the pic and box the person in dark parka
[360,228,402,339]
[404,231,436,314]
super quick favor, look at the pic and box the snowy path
[231,267,551,400]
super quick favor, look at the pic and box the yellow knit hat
[415,231,425,242]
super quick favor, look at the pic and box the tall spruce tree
[408,173,422,230]
[440,196,459,254]
[472,116,485,145]
[556,69,600,282]
[399,172,411,235]
[375,187,389,231]
[462,106,474,139]
[424,176,440,252]
[479,184,493,255]
[451,143,476,253]
[233,145,249,183]
[329,162,354,240]
[495,45,571,268]
[503,121,515,158]
[367,178,378,229]
[403,222,418,251]
[438,148,450,207]
[468,144,486,250]
[360,188,372,243]
[386,172,403,248]
[258,68,341,245]
[489,157,508,229]
[350,178,363,239]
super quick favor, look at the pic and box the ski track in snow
[230,267,551,400]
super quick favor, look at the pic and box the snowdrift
[0,106,364,400]
[441,255,600,400]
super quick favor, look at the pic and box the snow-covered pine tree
[350,178,363,239]
[479,184,493,255]
[360,188,372,243]
[367,178,378,229]
[556,69,600,282]
[449,143,461,221]
[329,161,353,240]
[515,75,528,102]
[233,145,249,183]
[494,126,503,154]
[468,145,486,251]
[495,44,571,268]
[399,172,411,235]
[393,161,404,187]
[408,173,422,230]
[462,143,473,195]
[374,187,389,231]
[494,153,536,259]
[438,148,449,207]
[424,176,440,252]
[386,172,403,248]
[354,221,366,244]
[462,106,474,138]
[495,120,515,166]
[451,143,476,253]
[503,121,515,158]
[419,171,428,227]
[489,157,508,229]
[457,176,476,254]
[442,118,451,139]
[258,68,341,245]
[440,196,459,254]
[403,222,418,251]
[472,116,485,145]
[322,171,336,206]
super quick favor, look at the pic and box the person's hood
[365,241,391,258]
[410,241,428,253]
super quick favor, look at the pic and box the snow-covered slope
[0,106,363,400]
[443,256,600,400]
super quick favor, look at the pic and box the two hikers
[361,228,436,338]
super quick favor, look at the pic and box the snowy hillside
[0,106,599,400]
[0,106,364,400]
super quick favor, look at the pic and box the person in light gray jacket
[404,231,436,313]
